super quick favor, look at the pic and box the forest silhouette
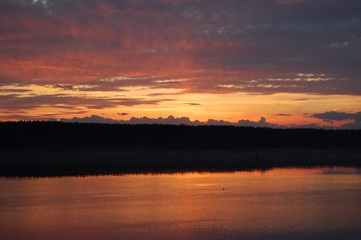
[1,121,361,176]
[2,121,361,149]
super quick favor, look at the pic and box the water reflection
[1,167,361,240]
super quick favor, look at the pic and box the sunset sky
[1,0,361,128]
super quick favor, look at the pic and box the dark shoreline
[2,122,361,149]
[2,148,361,177]
[1,122,361,177]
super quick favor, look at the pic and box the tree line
[1,121,360,149]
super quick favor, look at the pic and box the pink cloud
[0,0,360,96]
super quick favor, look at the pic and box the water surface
[1,167,361,240]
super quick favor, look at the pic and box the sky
[1,0,361,128]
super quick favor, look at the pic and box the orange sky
[1,0,361,128]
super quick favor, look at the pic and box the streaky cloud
[1,0,361,95]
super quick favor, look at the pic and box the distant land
[1,121,361,177]
[58,114,361,129]
[2,121,361,149]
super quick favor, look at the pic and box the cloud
[275,113,292,116]
[237,117,283,128]
[0,114,57,121]
[323,119,334,124]
[61,115,121,124]
[129,115,202,125]
[60,115,285,128]
[0,93,170,111]
[206,117,282,128]
[61,115,201,125]
[310,111,361,129]
[1,0,361,127]
[311,111,361,122]
[277,0,311,4]
[118,112,129,116]
[293,98,318,101]
[0,0,360,95]
[0,88,32,93]
[50,113,361,129]
[337,121,361,130]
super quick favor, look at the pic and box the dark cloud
[294,98,317,101]
[1,109,28,114]
[0,88,32,93]
[0,114,45,120]
[311,111,361,121]
[337,121,361,130]
[0,93,170,111]
[0,0,360,95]
[118,112,129,116]
[310,111,361,129]
[323,119,334,124]
[237,117,283,128]
[275,114,292,116]
[52,84,74,91]
[0,114,57,121]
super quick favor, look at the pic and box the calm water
[1,167,361,240]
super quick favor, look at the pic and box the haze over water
[1,167,361,240]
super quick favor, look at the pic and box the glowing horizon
[1,0,361,128]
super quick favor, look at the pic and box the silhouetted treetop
[1,121,360,149]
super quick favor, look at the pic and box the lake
[1,167,361,240]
